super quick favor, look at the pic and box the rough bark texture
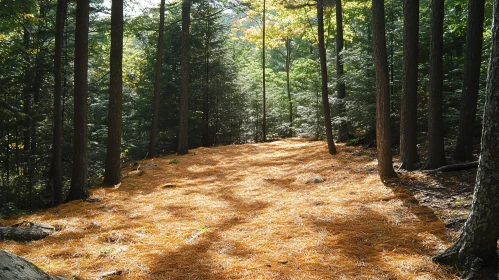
[148,0,166,157]
[0,250,66,280]
[433,2,499,277]
[67,0,90,201]
[262,0,267,142]
[103,0,124,186]
[52,0,65,205]
[371,0,396,178]
[318,0,336,155]
[336,0,348,142]
[178,0,190,155]
[453,0,486,161]
[400,0,419,170]
[426,0,446,169]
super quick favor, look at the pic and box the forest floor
[0,138,476,279]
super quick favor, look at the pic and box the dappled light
[0,139,457,279]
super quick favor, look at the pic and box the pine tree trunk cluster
[433,0,499,276]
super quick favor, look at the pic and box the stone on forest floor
[0,250,67,280]
[312,176,325,183]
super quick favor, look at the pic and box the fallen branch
[424,161,478,173]
[0,221,55,242]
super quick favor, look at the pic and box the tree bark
[52,0,66,205]
[453,0,486,161]
[336,0,348,142]
[262,0,267,142]
[148,0,166,158]
[318,0,337,155]
[426,0,446,169]
[433,2,499,276]
[372,0,396,178]
[103,0,124,186]
[400,0,419,170]
[285,37,293,137]
[202,18,211,147]
[67,0,90,201]
[178,0,190,155]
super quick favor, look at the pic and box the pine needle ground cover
[1,139,458,279]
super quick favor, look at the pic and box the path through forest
[1,139,458,279]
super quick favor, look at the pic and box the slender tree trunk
[433,3,499,277]
[202,19,210,147]
[147,0,166,158]
[453,0,486,161]
[426,0,446,169]
[400,0,419,170]
[67,0,90,201]
[336,0,348,142]
[52,0,65,205]
[178,0,190,155]
[285,37,293,137]
[372,0,397,178]
[103,0,124,186]
[262,0,267,142]
[318,0,336,155]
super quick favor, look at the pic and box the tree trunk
[433,3,499,276]
[67,0,90,201]
[202,18,211,147]
[177,0,190,155]
[336,0,348,142]
[400,0,419,170]
[285,37,293,137]
[426,0,446,169]
[372,0,396,178]
[147,0,166,158]
[262,0,267,142]
[453,0,486,161]
[103,0,124,186]
[52,0,66,205]
[318,0,337,155]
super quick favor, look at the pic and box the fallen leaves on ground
[1,139,460,279]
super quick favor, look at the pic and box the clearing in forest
[1,139,458,279]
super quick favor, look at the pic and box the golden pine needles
[0,139,457,279]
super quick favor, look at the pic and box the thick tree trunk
[147,0,166,158]
[103,0,124,186]
[400,0,419,170]
[318,0,336,155]
[52,0,66,205]
[426,0,446,169]
[433,2,499,277]
[262,0,267,142]
[67,0,90,201]
[0,250,66,279]
[453,0,486,161]
[372,0,396,178]
[178,0,190,155]
[336,0,348,142]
